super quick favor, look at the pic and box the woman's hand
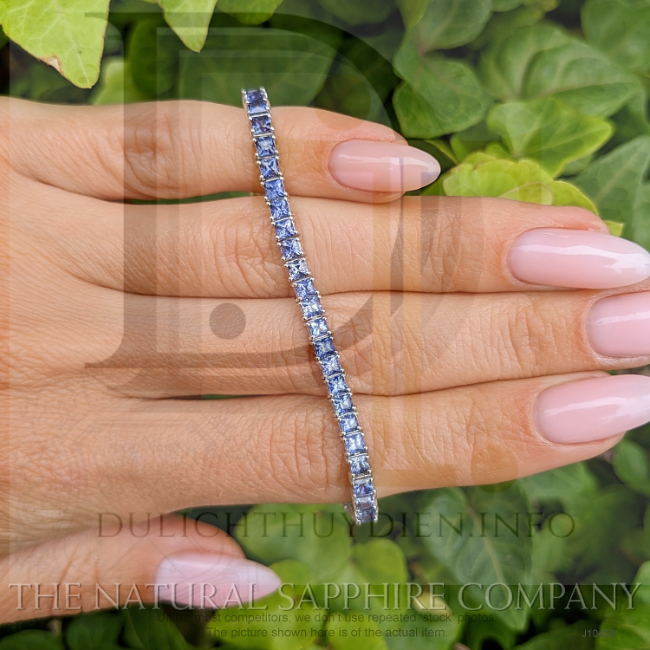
[2,97,650,622]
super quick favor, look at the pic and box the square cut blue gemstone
[251,115,272,135]
[270,198,290,220]
[326,374,348,396]
[286,258,309,282]
[307,317,328,339]
[265,179,285,201]
[356,505,377,524]
[294,278,316,300]
[353,477,374,498]
[332,391,353,416]
[350,455,370,476]
[340,412,359,434]
[321,354,342,376]
[248,100,268,115]
[300,295,324,319]
[344,432,366,456]
[255,136,276,158]
[280,238,303,261]
[274,218,296,241]
[246,89,265,103]
[260,157,280,180]
[314,336,335,358]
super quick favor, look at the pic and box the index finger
[1,97,440,202]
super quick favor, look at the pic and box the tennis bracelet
[242,87,379,525]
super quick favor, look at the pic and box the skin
[1,98,648,622]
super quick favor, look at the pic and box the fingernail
[508,228,650,288]
[535,375,650,444]
[587,292,650,357]
[329,140,440,192]
[156,554,281,608]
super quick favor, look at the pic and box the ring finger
[83,284,650,397]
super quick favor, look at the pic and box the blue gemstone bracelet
[242,87,379,525]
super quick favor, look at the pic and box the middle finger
[51,193,650,298]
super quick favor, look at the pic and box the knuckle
[116,102,197,197]
[334,295,375,392]
[213,210,282,297]
[421,199,474,292]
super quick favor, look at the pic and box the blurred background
[0,0,649,648]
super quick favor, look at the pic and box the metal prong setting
[242,87,378,525]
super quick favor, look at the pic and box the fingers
[2,97,439,202]
[0,515,280,622]
[96,286,650,398]
[78,373,649,515]
[55,193,650,299]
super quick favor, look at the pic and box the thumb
[0,515,281,622]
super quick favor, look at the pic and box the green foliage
[573,136,650,223]
[178,27,339,107]
[2,0,650,648]
[393,42,492,137]
[65,611,122,649]
[123,607,193,649]
[0,631,64,650]
[582,0,650,72]
[0,0,110,88]
[397,0,494,52]
[487,97,613,176]
[154,0,218,51]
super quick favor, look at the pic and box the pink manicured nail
[535,375,650,444]
[329,140,440,192]
[508,228,650,288]
[155,554,281,608]
[587,292,650,357]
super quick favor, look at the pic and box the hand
[2,97,650,622]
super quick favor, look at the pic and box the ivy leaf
[219,0,285,26]
[597,603,650,649]
[479,24,640,117]
[443,156,596,210]
[573,135,650,223]
[582,0,650,73]
[234,504,352,581]
[154,0,217,51]
[464,615,517,650]
[0,0,110,88]
[179,27,337,107]
[479,24,571,101]
[419,485,533,631]
[629,183,650,250]
[519,463,598,509]
[66,611,122,650]
[635,561,650,607]
[524,39,641,117]
[397,0,493,53]
[562,486,644,580]
[0,631,64,650]
[550,180,598,213]
[613,439,650,497]
[123,607,191,650]
[352,539,409,584]
[487,97,613,176]
[393,45,492,138]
